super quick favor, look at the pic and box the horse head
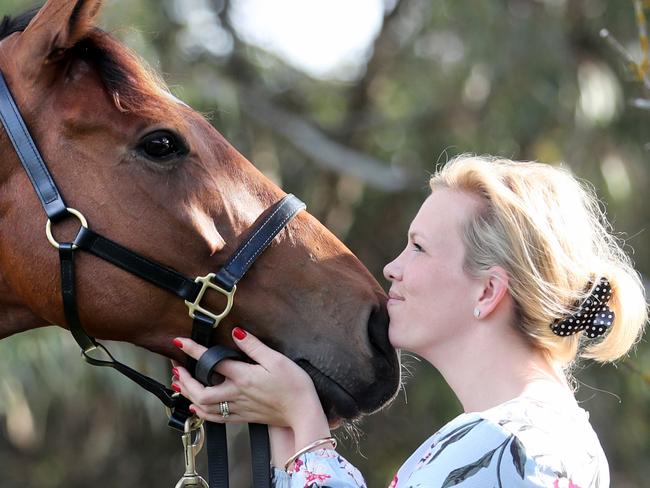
[0,0,400,420]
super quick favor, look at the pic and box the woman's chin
[387,326,402,350]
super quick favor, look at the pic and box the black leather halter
[0,71,306,487]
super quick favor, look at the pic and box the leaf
[509,436,527,479]
[425,419,484,465]
[440,446,498,488]
[439,419,485,443]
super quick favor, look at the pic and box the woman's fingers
[170,327,320,428]
[232,328,315,391]
[174,366,238,408]
[173,335,252,383]
[172,336,207,360]
[230,327,289,372]
[173,329,289,378]
[190,402,246,424]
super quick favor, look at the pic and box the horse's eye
[138,130,187,161]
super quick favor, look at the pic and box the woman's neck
[425,323,572,413]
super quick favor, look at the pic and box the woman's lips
[388,290,404,302]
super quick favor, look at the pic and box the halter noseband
[0,70,304,487]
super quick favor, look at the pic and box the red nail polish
[172,367,180,377]
[171,383,181,393]
[189,406,196,414]
[233,327,247,340]
[173,338,183,348]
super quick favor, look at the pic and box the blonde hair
[430,155,647,366]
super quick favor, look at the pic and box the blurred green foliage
[0,0,648,486]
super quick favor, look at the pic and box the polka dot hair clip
[551,277,615,338]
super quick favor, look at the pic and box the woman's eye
[412,243,424,252]
[138,130,187,161]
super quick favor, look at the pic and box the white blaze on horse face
[189,205,226,256]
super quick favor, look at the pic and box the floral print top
[271,395,609,487]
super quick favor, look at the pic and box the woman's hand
[171,327,332,457]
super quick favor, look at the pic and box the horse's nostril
[368,302,392,357]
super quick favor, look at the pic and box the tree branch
[239,87,413,192]
[209,0,414,192]
[600,28,650,91]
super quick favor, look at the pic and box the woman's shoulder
[396,396,609,487]
[480,394,604,456]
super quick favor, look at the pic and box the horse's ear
[13,0,103,80]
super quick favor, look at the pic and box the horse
[0,0,400,428]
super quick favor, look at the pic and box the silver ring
[219,401,230,418]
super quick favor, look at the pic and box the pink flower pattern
[276,398,606,487]
[285,449,367,487]
[553,478,581,488]
[303,471,332,485]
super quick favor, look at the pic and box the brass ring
[45,208,88,249]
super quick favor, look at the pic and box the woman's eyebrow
[408,230,426,241]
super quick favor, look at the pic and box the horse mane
[0,8,186,124]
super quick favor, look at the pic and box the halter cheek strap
[0,72,67,220]
[0,69,305,488]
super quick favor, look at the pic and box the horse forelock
[1,7,189,127]
[78,30,190,125]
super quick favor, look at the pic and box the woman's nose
[383,255,402,282]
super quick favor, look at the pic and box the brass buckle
[184,273,236,327]
[45,207,88,250]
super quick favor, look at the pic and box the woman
[171,155,647,487]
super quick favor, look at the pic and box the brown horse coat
[0,0,399,419]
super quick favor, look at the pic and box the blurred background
[0,0,649,486]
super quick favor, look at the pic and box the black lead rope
[191,342,272,488]
[188,319,272,488]
[0,70,303,488]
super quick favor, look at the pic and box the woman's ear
[11,0,103,81]
[474,267,509,319]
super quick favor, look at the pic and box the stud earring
[473,308,481,319]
